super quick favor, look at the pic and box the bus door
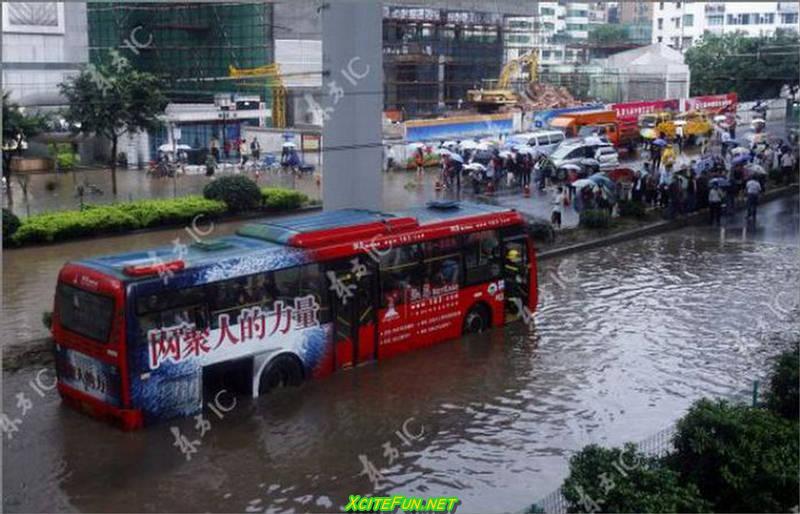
[501,235,530,322]
[328,256,379,369]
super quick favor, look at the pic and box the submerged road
[3,195,799,513]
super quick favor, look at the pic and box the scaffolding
[87,2,274,102]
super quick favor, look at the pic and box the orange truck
[549,110,640,151]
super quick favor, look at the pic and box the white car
[506,130,566,156]
[549,140,619,172]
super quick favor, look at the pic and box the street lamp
[214,94,233,163]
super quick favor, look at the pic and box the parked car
[548,139,619,177]
[506,130,565,155]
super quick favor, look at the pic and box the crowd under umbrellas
[406,115,797,229]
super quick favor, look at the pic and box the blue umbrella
[588,173,615,190]
[652,138,668,147]
[709,177,730,188]
[731,154,750,166]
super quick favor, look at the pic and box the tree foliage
[59,51,167,195]
[2,92,48,194]
[562,443,709,513]
[670,399,799,513]
[684,30,800,101]
[203,175,262,213]
[588,25,630,45]
[766,343,799,421]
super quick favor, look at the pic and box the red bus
[52,202,537,429]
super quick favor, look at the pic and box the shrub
[617,199,646,219]
[9,196,226,245]
[50,142,79,171]
[670,399,799,512]
[579,209,610,229]
[562,443,708,513]
[203,175,262,213]
[2,208,21,243]
[261,187,308,210]
[766,344,799,420]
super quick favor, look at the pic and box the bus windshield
[57,283,114,343]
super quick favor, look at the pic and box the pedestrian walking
[631,170,645,204]
[675,124,684,154]
[210,136,220,163]
[551,186,567,229]
[651,142,662,172]
[745,177,762,221]
[520,153,532,190]
[414,147,425,180]
[250,137,261,162]
[708,183,723,226]
[780,149,795,185]
[239,138,250,166]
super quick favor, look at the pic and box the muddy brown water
[2,196,798,513]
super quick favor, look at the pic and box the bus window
[463,230,501,286]
[207,273,274,328]
[57,283,114,344]
[423,237,461,293]
[136,285,209,336]
[379,243,423,307]
[297,263,330,324]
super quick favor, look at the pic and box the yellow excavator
[466,51,539,113]
[228,64,287,129]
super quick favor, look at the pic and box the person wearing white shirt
[745,178,762,220]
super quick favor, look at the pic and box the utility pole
[321,0,383,211]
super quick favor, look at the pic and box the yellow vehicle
[655,111,713,144]
[638,111,673,141]
[229,64,287,128]
[466,52,538,113]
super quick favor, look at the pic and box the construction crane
[228,64,287,129]
[466,51,539,113]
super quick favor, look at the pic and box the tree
[588,25,629,45]
[2,92,47,205]
[684,30,800,101]
[59,51,167,196]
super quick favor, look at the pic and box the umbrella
[571,179,597,190]
[709,177,730,188]
[652,138,668,147]
[444,151,464,163]
[476,142,494,151]
[751,118,766,125]
[730,146,749,156]
[441,140,459,149]
[516,146,537,156]
[579,158,600,169]
[158,143,192,152]
[588,172,614,189]
[745,163,767,176]
[282,141,297,148]
[714,115,727,122]
[407,142,426,149]
[464,162,486,172]
[673,120,687,126]
[731,154,751,166]
[459,140,478,150]
[559,163,582,172]
[498,150,513,159]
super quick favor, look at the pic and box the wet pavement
[3,194,798,514]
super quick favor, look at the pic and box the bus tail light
[122,260,185,277]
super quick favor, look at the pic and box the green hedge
[766,344,799,420]
[203,175,262,213]
[617,199,647,219]
[579,209,611,229]
[9,196,226,245]
[261,187,308,210]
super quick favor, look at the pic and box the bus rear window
[57,284,114,343]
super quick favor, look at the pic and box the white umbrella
[459,140,478,150]
[751,118,766,125]
[282,141,297,148]
[476,142,493,151]
[464,162,486,172]
[498,150,513,159]
[516,146,536,155]
[158,143,191,152]
[441,140,458,149]
[731,146,750,156]
[713,115,727,122]
[441,151,464,163]
[673,120,687,126]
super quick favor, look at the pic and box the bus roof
[73,202,518,283]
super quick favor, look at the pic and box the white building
[1,2,88,109]
[652,1,800,52]
[504,16,537,62]
[595,43,691,101]
[538,1,590,65]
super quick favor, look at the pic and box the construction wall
[87,2,274,102]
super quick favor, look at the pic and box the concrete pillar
[321,0,383,211]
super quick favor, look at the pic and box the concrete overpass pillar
[321,0,383,211]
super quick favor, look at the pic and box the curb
[537,184,798,261]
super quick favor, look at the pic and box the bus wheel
[258,354,304,395]
[463,304,491,334]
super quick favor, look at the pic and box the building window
[683,14,694,27]
[673,17,681,28]
[676,1,681,8]
[763,13,775,24]
[782,13,799,24]
[657,36,663,43]
[708,15,723,26]
[657,18,663,29]
[659,2,664,10]
[541,7,555,16]
[682,36,693,47]
[670,36,679,48]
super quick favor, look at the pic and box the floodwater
[3,196,799,513]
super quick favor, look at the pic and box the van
[506,130,565,155]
